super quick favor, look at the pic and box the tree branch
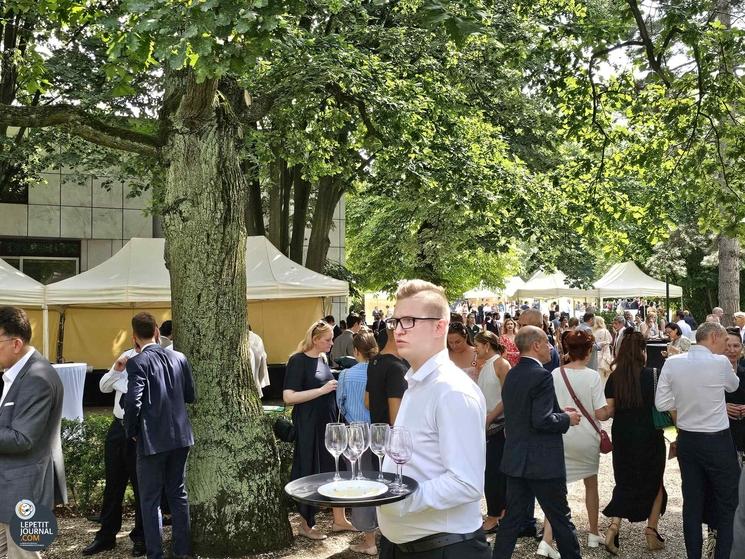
[326,83,381,139]
[625,0,671,86]
[0,104,160,157]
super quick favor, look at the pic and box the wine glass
[370,423,389,483]
[343,424,365,479]
[325,422,348,481]
[350,422,371,480]
[386,426,413,494]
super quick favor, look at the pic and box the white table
[52,363,86,421]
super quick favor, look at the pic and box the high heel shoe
[605,522,620,555]
[645,526,665,551]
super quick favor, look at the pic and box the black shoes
[82,539,116,556]
[131,542,147,557]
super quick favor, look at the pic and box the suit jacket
[500,357,570,480]
[124,344,195,456]
[0,351,67,523]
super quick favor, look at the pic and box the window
[0,238,80,284]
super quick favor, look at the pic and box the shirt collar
[689,344,710,355]
[141,342,159,351]
[405,348,450,386]
[2,346,36,383]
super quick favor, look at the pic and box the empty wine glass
[343,424,365,479]
[386,426,413,494]
[350,422,371,480]
[325,422,348,481]
[370,423,389,483]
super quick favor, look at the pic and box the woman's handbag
[273,415,296,443]
[652,367,674,429]
[559,366,613,454]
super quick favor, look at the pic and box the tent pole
[665,277,670,322]
[42,304,49,359]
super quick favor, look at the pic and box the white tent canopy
[463,276,525,300]
[45,236,349,306]
[593,261,682,298]
[503,276,525,298]
[0,258,49,357]
[0,257,45,306]
[463,285,499,299]
[516,271,595,299]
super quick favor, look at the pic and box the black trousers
[491,476,581,559]
[485,431,507,517]
[379,534,490,559]
[97,418,144,544]
[137,447,192,559]
[677,429,740,559]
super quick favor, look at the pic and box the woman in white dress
[473,330,511,533]
[592,316,613,381]
[540,329,610,557]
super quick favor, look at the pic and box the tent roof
[463,276,525,300]
[516,271,595,299]
[0,258,45,307]
[593,261,682,298]
[45,237,349,306]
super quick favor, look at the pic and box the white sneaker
[587,533,604,548]
[537,540,561,559]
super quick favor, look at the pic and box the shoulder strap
[559,365,601,435]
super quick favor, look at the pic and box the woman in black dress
[603,330,667,554]
[724,327,745,465]
[283,320,355,539]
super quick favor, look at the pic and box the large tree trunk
[160,74,291,555]
[719,235,740,326]
[289,168,311,264]
[305,175,343,272]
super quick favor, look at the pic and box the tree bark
[289,168,311,264]
[718,235,740,326]
[279,162,292,254]
[305,175,343,272]
[160,73,291,555]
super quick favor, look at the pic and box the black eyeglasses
[385,317,441,330]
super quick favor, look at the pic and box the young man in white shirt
[378,280,489,559]
[656,321,740,559]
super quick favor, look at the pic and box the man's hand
[319,380,338,395]
[114,356,129,372]
[727,403,741,420]
[565,407,581,426]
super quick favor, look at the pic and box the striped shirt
[337,362,371,423]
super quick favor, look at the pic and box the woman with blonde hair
[640,311,661,340]
[283,320,355,539]
[592,316,613,380]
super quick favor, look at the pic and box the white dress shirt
[99,348,138,419]
[676,319,694,340]
[655,345,740,432]
[0,346,36,406]
[377,349,487,543]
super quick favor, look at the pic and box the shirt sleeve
[655,361,675,411]
[604,374,615,399]
[404,391,485,514]
[336,371,347,416]
[283,354,305,391]
[100,350,132,394]
[591,371,607,410]
[723,359,741,392]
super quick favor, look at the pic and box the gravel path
[45,435,691,559]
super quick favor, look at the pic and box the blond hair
[395,279,449,319]
[593,315,606,330]
[296,320,334,353]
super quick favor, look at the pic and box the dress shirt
[100,348,138,419]
[656,345,740,432]
[0,346,35,406]
[336,362,371,423]
[377,349,487,543]
[676,319,693,340]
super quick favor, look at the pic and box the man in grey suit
[0,306,66,559]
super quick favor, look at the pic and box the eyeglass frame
[0,337,19,344]
[385,317,443,331]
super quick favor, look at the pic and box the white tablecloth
[52,363,86,421]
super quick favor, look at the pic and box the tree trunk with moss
[161,75,292,555]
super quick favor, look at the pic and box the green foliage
[61,415,115,515]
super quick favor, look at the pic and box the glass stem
[377,454,384,480]
[351,459,357,479]
[397,463,403,487]
[334,455,340,480]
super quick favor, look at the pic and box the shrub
[61,414,111,515]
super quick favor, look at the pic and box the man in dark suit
[491,326,582,559]
[124,313,195,559]
[0,306,66,559]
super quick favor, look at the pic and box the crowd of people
[285,285,745,559]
